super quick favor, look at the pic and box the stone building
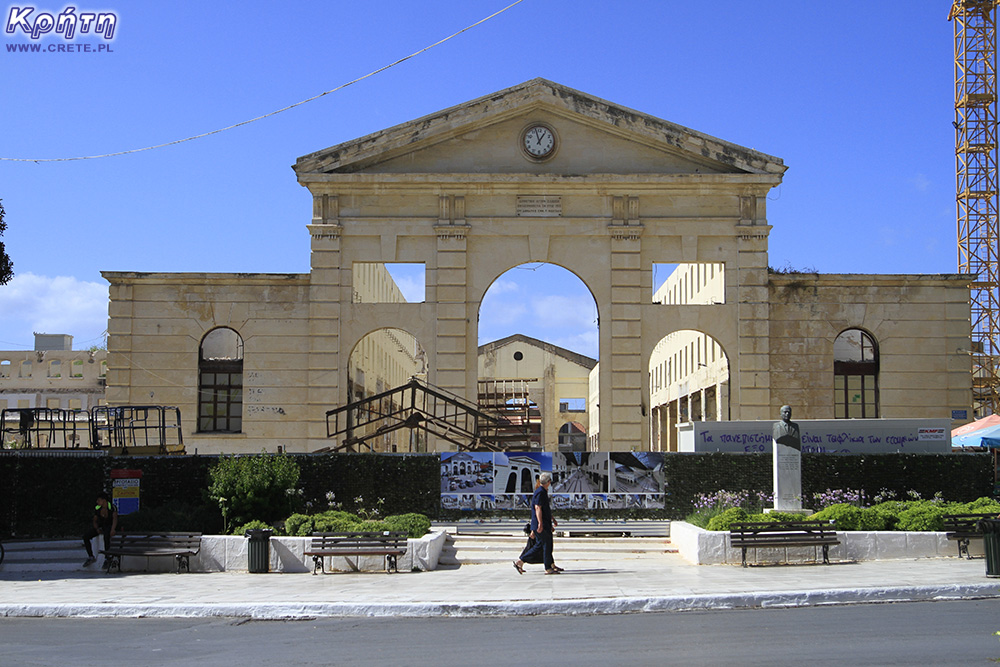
[102,79,972,455]
[0,334,107,413]
[0,334,108,448]
[478,334,595,451]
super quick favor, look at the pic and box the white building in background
[648,263,730,451]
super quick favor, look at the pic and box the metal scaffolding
[953,0,1000,415]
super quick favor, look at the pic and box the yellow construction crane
[952,0,1000,416]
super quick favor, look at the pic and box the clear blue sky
[0,1,961,359]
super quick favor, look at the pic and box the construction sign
[111,468,142,515]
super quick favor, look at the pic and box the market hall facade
[102,79,973,455]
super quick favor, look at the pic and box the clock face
[523,125,555,158]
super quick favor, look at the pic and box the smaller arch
[346,327,428,452]
[834,328,879,419]
[648,329,730,452]
[505,472,517,493]
[519,468,534,494]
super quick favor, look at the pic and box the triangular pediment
[294,79,785,178]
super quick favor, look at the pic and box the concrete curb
[2,583,998,619]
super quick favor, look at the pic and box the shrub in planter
[857,507,893,531]
[312,511,364,534]
[810,503,863,531]
[233,519,272,535]
[958,497,1000,515]
[706,507,748,531]
[383,513,431,538]
[285,513,314,537]
[208,453,301,530]
[895,502,947,532]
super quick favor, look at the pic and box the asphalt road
[1,599,998,666]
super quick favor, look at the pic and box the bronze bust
[772,405,801,451]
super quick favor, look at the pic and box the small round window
[513,351,523,361]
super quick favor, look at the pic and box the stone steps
[437,532,675,566]
[1,539,99,573]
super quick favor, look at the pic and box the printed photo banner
[440,452,666,511]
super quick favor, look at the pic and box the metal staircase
[326,378,515,452]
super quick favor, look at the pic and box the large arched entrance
[294,79,782,452]
[477,263,598,451]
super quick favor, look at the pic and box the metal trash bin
[977,518,1000,578]
[245,528,273,573]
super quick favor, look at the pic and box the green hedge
[0,451,994,537]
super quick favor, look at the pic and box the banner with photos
[440,452,665,511]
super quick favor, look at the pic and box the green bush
[706,507,748,531]
[232,519,273,535]
[313,515,363,533]
[957,497,1000,514]
[284,513,314,536]
[895,502,947,532]
[857,507,894,531]
[383,513,431,538]
[810,504,863,531]
[208,453,301,530]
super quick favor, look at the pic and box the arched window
[198,328,243,433]
[834,329,879,418]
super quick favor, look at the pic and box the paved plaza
[1,552,997,619]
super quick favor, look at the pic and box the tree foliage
[0,199,12,285]
[207,453,301,530]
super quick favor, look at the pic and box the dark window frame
[198,329,244,434]
[834,329,879,419]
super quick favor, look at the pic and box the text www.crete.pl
[6,42,112,53]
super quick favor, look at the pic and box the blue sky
[0,1,960,359]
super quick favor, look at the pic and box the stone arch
[647,329,731,451]
[345,326,428,452]
[477,262,599,450]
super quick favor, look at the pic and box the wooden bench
[304,531,407,575]
[943,513,998,559]
[729,520,840,568]
[100,532,202,574]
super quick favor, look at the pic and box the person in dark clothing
[513,472,562,575]
[83,491,117,567]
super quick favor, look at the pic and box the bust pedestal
[772,438,802,511]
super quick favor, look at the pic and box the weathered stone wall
[768,273,972,420]
[103,272,313,452]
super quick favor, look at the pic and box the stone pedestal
[772,438,802,511]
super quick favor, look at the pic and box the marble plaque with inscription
[516,196,561,217]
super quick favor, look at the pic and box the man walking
[513,472,561,575]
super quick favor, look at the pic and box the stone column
[734,195,771,420]
[434,222,471,451]
[105,279,134,406]
[606,216,644,451]
[306,194,342,448]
